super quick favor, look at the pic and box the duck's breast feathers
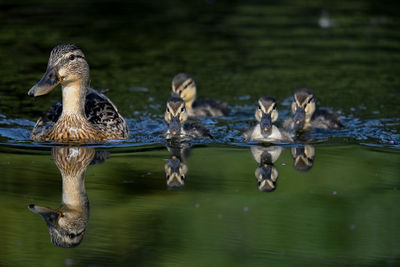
[311,109,343,129]
[192,98,229,117]
[85,89,129,138]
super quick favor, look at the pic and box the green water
[0,0,399,266]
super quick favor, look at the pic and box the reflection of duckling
[172,73,229,117]
[251,146,283,192]
[164,95,212,140]
[285,88,342,132]
[243,97,293,143]
[291,145,315,172]
[164,143,191,189]
[28,147,94,248]
[28,44,129,143]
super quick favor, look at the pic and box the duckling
[291,145,315,172]
[164,95,212,140]
[164,143,191,189]
[172,73,229,117]
[28,146,93,248]
[251,146,283,192]
[285,88,342,132]
[28,44,129,143]
[243,96,293,143]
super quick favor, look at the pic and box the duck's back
[190,98,229,117]
[311,109,342,129]
[31,89,129,142]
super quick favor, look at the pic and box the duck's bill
[28,67,61,97]
[28,204,61,226]
[260,112,272,132]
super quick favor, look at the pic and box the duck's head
[291,145,315,172]
[255,165,278,192]
[28,204,87,248]
[255,96,278,134]
[291,88,316,131]
[28,44,89,97]
[164,156,188,189]
[171,73,196,109]
[165,95,188,137]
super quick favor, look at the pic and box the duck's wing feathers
[183,120,213,139]
[30,102,62,141]
[312,109,343,129]
[85,88,129,138]
[192,98,230,117]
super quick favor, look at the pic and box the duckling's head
[172,73,196,109]
[28,204,87,248]
[255,165,278,192]
[291,145,315,172]
[291,88,316,130]
[164,156,188,189]
[255,96,279,134]
[165,95,188,137]
[28,44,89,97]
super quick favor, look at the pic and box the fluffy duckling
[285,88,342,132]
[243,96,293,143]
[171,73,229,117]
[29,147,93,248]
[164,95,212,140]
[251,146,283,192]
[28,44,129,143]
[291,145,315,172]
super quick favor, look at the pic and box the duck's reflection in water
[251,145,283,192]
[28,146,100,248]
[291,145,315,172]
[164,142,191,189]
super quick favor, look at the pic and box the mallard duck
[291,145,315,172]
[171,73,229,117]
[28,146,93,248]
[243,96,293,143]
[251,146,283,192]
[284,88,342,132]
[28,44,129,143]
[164,95,212,139]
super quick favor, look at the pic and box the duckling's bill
[28,67,61,97]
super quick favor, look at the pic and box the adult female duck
[28,44,129,143]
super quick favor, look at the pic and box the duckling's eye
[307,97,314,104]
[180,106,185,112]
[272,104,276,110]
[68,233,76,239]
[258,105,262,110]
[69,54,75,61]
[166,107,170,113]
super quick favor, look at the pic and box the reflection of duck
[291,145,315,172]
[28,147,94,248]
[28,44,129,143]
[243,97,293,143]
[172,73,229,117]
[251,145,283,192]
[164,95,212,140]
[164,143,191,189]
[284,88,342,132]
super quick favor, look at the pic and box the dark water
[0,0,399,266]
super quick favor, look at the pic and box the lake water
[0,0,399,266]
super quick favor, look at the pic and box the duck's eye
[68,233,76,239]
[166,107,170,113]
[307,97,314,104]
[180,106,185,112]
[69,54,75,61]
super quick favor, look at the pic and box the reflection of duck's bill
[28,204,61,226]
[28,67,61,97]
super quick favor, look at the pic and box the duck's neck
[61,80,88,117]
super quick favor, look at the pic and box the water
[0,0,400,266]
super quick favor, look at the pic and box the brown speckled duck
[28,44,129,143]
[171,73,229,117]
